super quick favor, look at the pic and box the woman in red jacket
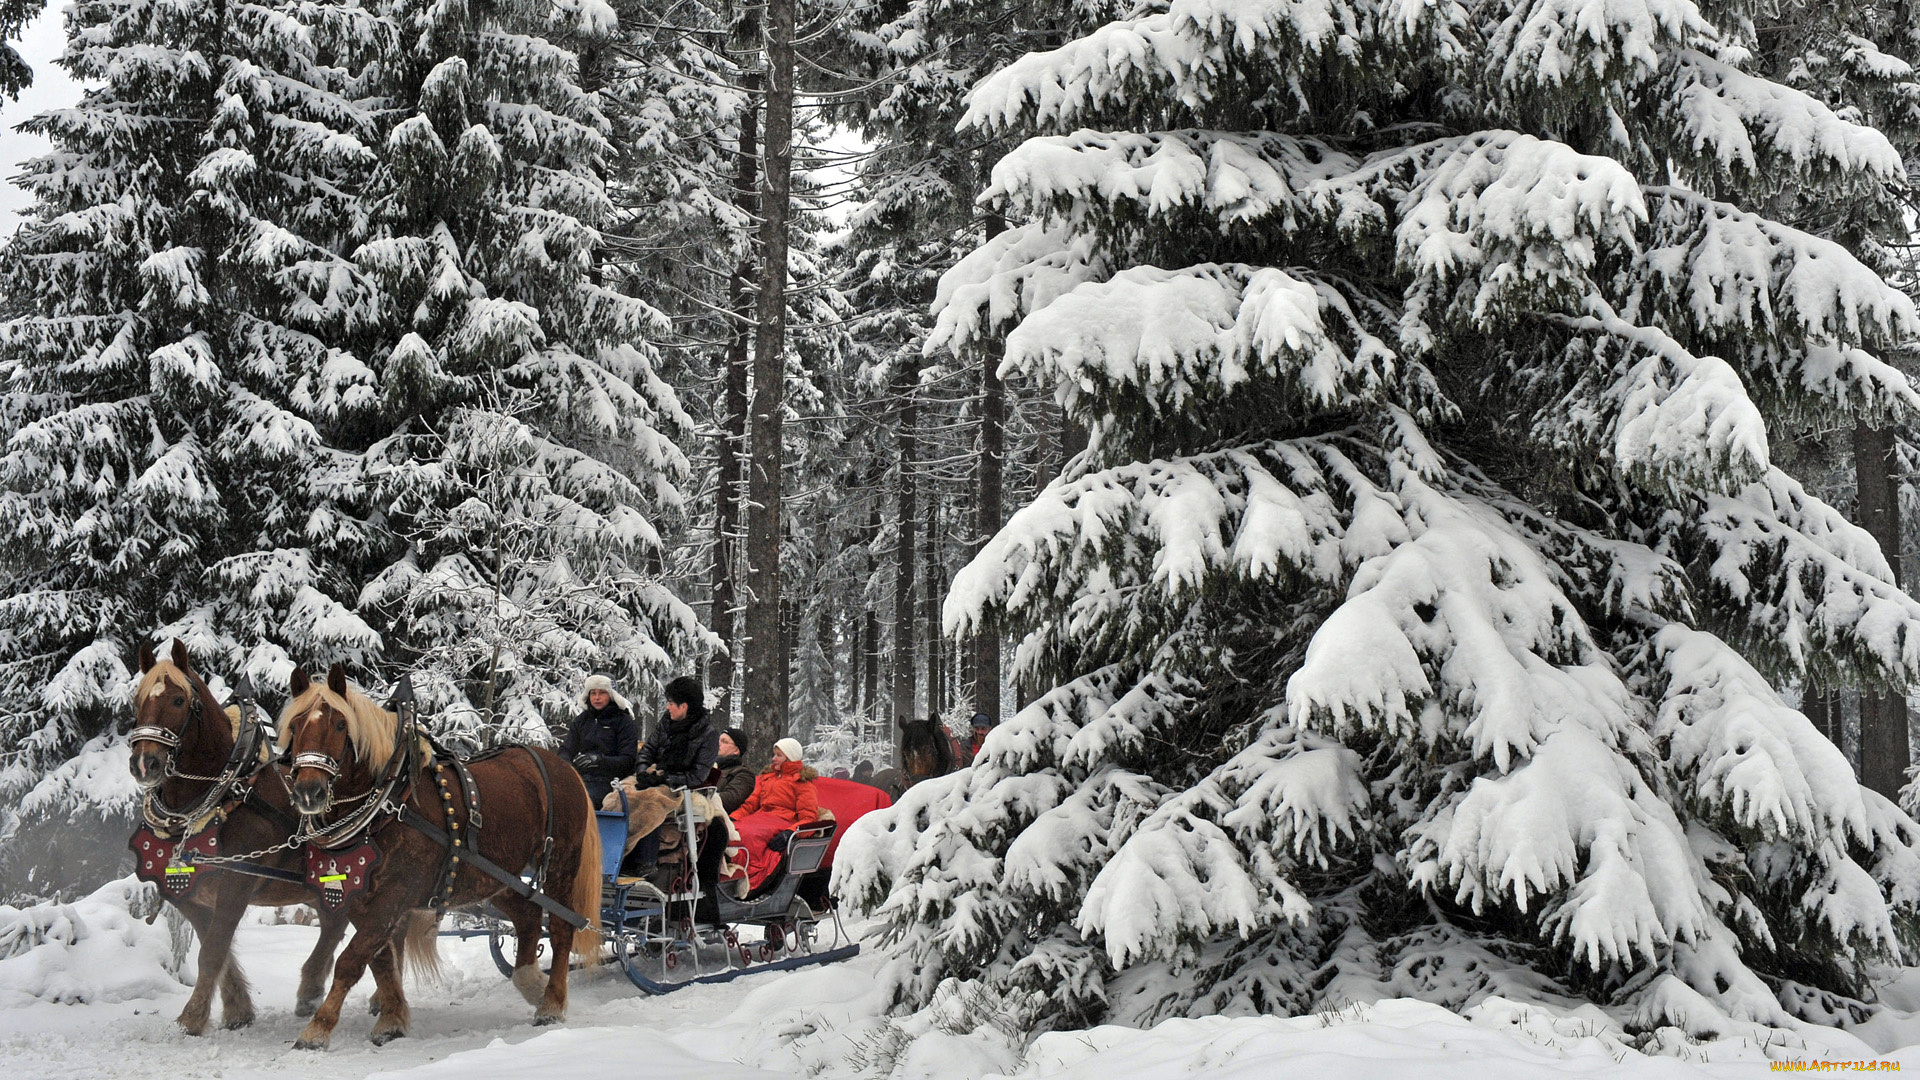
[732,738,819,888]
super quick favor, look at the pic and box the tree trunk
[817,600,837,731]
[925,501,942,720]
[892,361,920,727]
[974,331,1006,724]
[780,594,799,739]
[864,501,881,729]
[708,68,759,730]
[1855,421,1908,799]
[742,0,794,765]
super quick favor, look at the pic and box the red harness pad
[130,827,221,899]
[306,840,382,910]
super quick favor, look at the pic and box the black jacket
[563,703,639,798]
[634,707,718,789]
[710,754,755,813]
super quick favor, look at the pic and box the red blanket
[734,777,894,890]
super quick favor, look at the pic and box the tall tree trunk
[742,0,794,764]
[818,601,838,730]
[781,594,799,738]
[892,360,920,728]
[1856,421,1909,798]
[708,68,759,729]
[925,501,942,720]
[974,338,1006,724]
[864,501,881,729]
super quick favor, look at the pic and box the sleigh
[455,777,881,993]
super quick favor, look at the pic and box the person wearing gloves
[731,737,820,889]
[562,674,640,805]
[617,675,719,881]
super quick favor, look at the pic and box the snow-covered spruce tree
[836,0,1920,1039]
[0,0,386,806]
[342,0,707,737]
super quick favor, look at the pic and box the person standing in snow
[563,673,640,806]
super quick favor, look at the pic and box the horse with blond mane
[126,639,352,1034]
[280,664,601,1049]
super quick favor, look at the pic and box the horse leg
[492,895,548,1007]
[297,906,349,1017]
[170,899,221,1036]
[534,915,576,1026]
[295,910,399,1051]
[367,935,410,1045]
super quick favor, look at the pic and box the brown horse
[281,664,601,1049]
[128,639,351,1033]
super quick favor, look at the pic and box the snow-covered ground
[4,885,1920,1079]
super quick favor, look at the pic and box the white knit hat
[773,737,803,762]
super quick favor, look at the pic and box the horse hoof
[370,1027,406,1046]
[292,1038,328,1051]
[176,1016,210,1037]
[295,998,318,1019]
[224,1014,255,1031]
[532,1013,561,1027]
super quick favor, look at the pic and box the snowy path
[0,922,793,1079]
[7,919,1920,1079]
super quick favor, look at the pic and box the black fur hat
[663,675,704,707]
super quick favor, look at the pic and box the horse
[127,639,351,1033]
[281,663,601,1049]
[872,716,962,799]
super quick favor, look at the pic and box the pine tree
[345,0,706,733]
[840,0,1920,1038]
[0,0,385,800]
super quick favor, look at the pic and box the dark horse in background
[873,716,965,799]
[128,640,350,1033]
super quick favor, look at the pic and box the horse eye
[334,718,346,731]
[172,696,185,707]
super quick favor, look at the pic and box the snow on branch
[1489,0,1718,96]
[1649,625,1866,845]
[983,129,1366,235]
[1397,132,1645,334]
[1656,50,1906,195]
[1544,298,1770,495]
[945,437,1355,640]
[927,222,1111,357]
[1691,467,1920,683]
[1000,263,1400,423]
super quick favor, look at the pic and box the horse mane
[134,661,192,707]
[279,681,398,771]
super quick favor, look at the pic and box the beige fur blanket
[601,782,729,858]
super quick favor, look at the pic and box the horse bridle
[289,703,417,849]
[133,684,271,834]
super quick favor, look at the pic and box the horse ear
[137,642,155,673]
[290,668,310,699]
[327,663,348,696]
[169,638,191,672]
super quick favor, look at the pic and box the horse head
[897,715,953,783]
[283,663,395,818]
[129,639,221,788]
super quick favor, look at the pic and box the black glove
[767,830,792,853]
[572,753,603,771]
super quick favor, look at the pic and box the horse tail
[397,909,443,984]
[569,780,603,960]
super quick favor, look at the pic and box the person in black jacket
[625,675,719,877]
[563,674,639,806]
[711,728,755,813]
[634,675,719,790]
